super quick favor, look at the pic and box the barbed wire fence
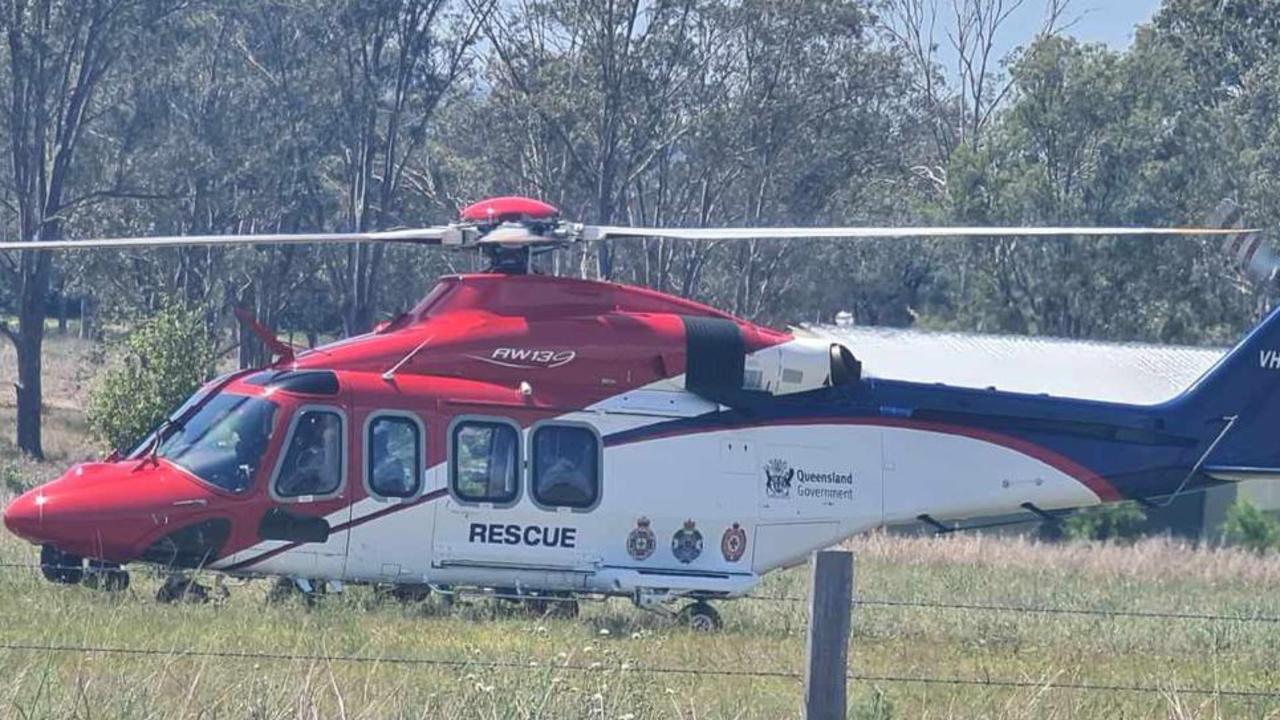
[5,560,1279,625]
[2,557,1280,707]
[0,641,1276,700]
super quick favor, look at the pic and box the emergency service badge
[626,516,656,561]
[671,519,703,564]
[721,522,747,562]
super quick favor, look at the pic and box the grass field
[0,331,101,490]
[1,527,1279,719]
[3,334,1280,718]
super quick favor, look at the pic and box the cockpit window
[129,372,236,457]
[157,393,278,494]
[273,409,345,500]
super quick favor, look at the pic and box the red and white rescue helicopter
[0,196,1270,628]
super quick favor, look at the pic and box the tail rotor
[1213,199,1274,282]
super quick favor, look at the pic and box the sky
[1064,0,1165,48]
[1006,0,1164,52]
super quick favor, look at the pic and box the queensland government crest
[764,458,794,499]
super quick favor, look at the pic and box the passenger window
[451,420,519,504]
[531,424,599,509]
[368,415,421,499]
[274,410,344,499]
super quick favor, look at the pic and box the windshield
[128,373,235,457]
[156,393,279,493]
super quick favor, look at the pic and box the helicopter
[0,195,1270,629]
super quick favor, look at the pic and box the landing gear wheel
[83,560,129,592]
[527,596,580,619]
[389,583,432,603]
[266,577,323,607]
[156,575,209,603]
[266,577,296,604]
[39,545,83,585]
[551,598,580,619]
[678,601,721,632]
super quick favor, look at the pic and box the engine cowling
[743,337,861,395]
[682,316,860,399]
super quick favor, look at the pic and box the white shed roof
[802,324,1228,405]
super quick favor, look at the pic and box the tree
[86,303,218,453]
[881,0,1073,192]
[483,0,705,279]
[1063,501,1147,543]
[938,34,1252,343]
[1222,499,1280,555]
[0,0,177,458]
[322,0,492,335]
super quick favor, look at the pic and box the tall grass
[0,333,99,482]
[0,526,1278,719]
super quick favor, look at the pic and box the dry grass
[0,331,101,489]
[848,531,1280,586]
[0,525,1278,719]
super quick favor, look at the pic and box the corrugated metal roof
[802,324,1228,405]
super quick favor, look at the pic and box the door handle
[172,499,208,507]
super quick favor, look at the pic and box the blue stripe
[604,380,1216,502]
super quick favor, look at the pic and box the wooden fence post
[804,549,854,720]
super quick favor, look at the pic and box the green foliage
[851,687,894,720]
[1,461,24,495]
[5,0,1278,347]
[1063,502,1148,543]
[1222,499,1280,555]
[86,305,218,453]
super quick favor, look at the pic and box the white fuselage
[210,375,1103,599]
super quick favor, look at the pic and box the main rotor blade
[586,225,1259,241]
[0,227,453,252]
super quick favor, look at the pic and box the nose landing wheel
[83,561,130,592]
[39,545,84,585]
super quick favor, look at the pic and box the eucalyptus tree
[482,0,707,279]
[317,0,493,335]
[0,0,183,458]
[689,0,915,321]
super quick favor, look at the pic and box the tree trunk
[14,253,51,459]
[238,283,260,370]
[55,275,68,333]
[79,296,93,340]
[15,330,44,460]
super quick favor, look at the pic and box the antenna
[382,337,432,381]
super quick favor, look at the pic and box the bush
[2,462,25,495]
[87,304,219,453]
[1063,501,1147,543]
[1222,499,1280,555]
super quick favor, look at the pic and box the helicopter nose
[2,490,44,542]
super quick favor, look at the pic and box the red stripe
[1242,233,1265,268]
[223,489,448,572]
[1227,232,1247,259]
[608,417,1123,502]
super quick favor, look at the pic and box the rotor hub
[460,196,559,224]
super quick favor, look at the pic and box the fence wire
[3,561,1279,625]
[744,592,1280,624]
[1,641,1278,699]
[3,564,1280,701]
